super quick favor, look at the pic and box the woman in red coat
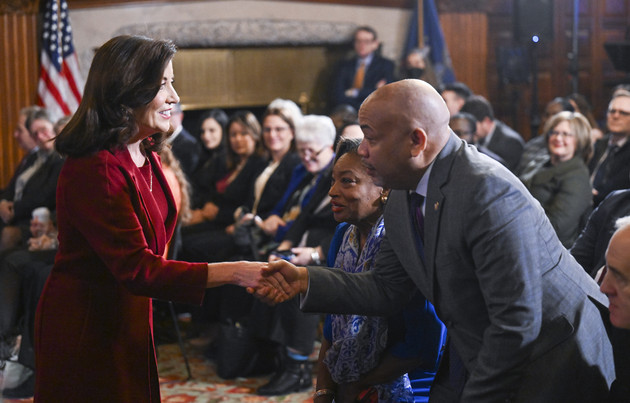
[34,35,279,402]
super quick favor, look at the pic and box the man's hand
[249,259,309,305]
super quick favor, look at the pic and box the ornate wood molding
[67,0,414,10]
[437,0,491,13]
[0,0,38,14]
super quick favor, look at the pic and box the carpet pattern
[0,343,315,403]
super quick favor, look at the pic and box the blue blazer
[331,54,395,110]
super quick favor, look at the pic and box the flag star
[61,12,66,18]
[67,26,72,33]
[45,12,50,18]
[64,45,70,53]
[44,22,49,29]
[52,2,57,10]
[50,44,56,51]
[52,23,57,30]
[51,34,57,41]
[43,31,49,39]
[62,1,67,9]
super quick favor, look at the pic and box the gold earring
[380,190,389,206]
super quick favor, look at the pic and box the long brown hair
[55,35,176,157]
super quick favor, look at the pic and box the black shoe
[2,372,35,399]
[257,358,312,396]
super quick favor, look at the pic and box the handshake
[235,260,310,305]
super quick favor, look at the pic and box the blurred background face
[354,29,378,59]
[263,115,293,155]
[607,96,630,135]
[14,113,37,151]
[329,152,382,225]
[200,117,223,150]
[442,90,463,116]
[30,118,56,150]
[340,124,364,140]
[228,121,256,159]
[547,120,576,163]
[296,140,333,173]
[450,117,475,143]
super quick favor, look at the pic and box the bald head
[356,79,452,189]
[601,216,630,329]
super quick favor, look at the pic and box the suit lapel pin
[434,201,439,211]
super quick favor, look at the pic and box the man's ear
[410,128,427,157]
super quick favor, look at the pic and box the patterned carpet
[0,340,316,403]
[157,342,315,403]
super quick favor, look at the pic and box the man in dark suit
[330,26,395,110]
[589,91,630,206]
[461,94,525,173]
[167,103,201,179]
[260,80,614,402]
[571,189,630,278]
[598,217,630,402]
[0,109,64,252]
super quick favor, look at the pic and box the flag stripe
[38,63,72,116]
[37,0,83,121]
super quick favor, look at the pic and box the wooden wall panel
[440,12,488,97]
[0,12,39,189]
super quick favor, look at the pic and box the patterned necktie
[352,61,366,89]
[409,192,425,243]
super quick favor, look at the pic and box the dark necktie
[409,192,425,240]
[593,144,619,189]
[409,193,425,261]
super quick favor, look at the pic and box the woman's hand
[201,202,219,221]
[187,209,205,225]
[259,214,286,236]
[290,246,323,266]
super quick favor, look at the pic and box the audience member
[0,207,57,399]
[519,111,593,247]
[516,96,574,175]
[190,108,229,210]
[255,115,338,396]
[0,109,64,252]
[53,115,72,135]
[597,217,630,403]
[33,35,281,402]
[315,138,445,403]
[568,93,604,143]
[261,79,614,402]
[440,81,472,117]
[331,26,395,110]
[181,111,267,261]
[167,103,202,179]
[571,189,630,278]
[449,112,506,166]
[1,106,41,203]
[461,94,525,172]
[590,91,630,206]
[337,121,363,141]
[329,104,358,132]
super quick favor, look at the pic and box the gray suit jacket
[302,133,614,402]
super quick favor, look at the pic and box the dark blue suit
[331,54,395,110]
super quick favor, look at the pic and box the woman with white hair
[252,115,338,396]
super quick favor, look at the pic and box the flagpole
[417,0,424,48]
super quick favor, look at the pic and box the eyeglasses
[548,130,575,138]
[297,146,327,158]
[607,108,630,117]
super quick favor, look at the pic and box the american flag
[37,0,84,122]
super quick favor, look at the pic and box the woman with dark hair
[519,111,594,247]
[181,111,267,262]
[190,108,229,209]
[34,35,275,403]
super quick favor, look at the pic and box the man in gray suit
[259,79,614,402]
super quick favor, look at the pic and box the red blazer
[34,147,208,403]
